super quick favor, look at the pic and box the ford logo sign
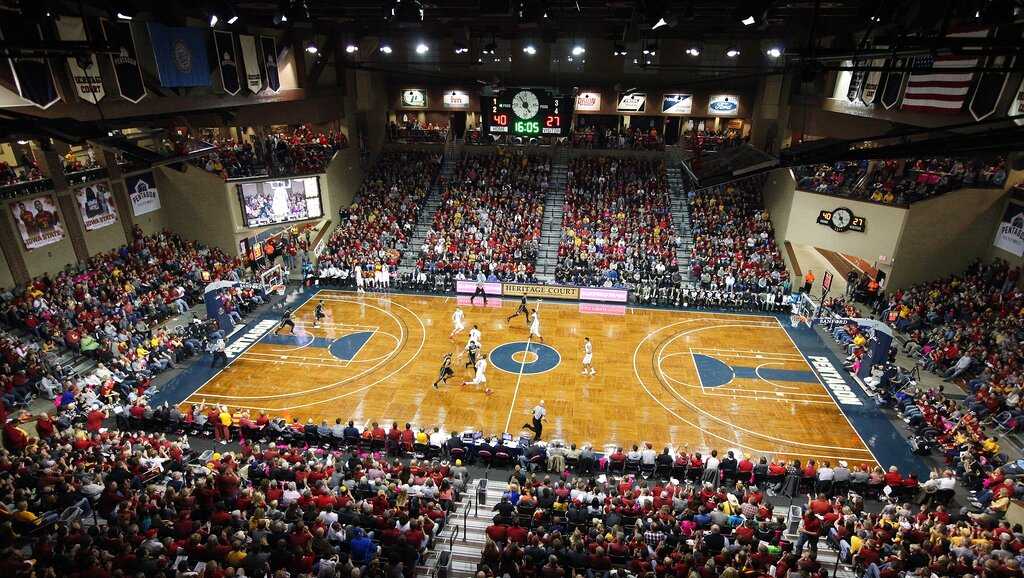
[710,100,737,112]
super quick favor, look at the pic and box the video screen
[238,177,323,227]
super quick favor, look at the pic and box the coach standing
[523,400,546,441]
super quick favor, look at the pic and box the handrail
[463,494,472,543]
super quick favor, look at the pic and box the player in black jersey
[433,352,455,389]
[463,341,480,370]
[274,307,295,335]
[313,300,326,328]
[506,295,529,325]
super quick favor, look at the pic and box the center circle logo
[489,341,561,375]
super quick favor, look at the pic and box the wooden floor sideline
[183,291,876,466]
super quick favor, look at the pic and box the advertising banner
[616,92,646,113]
[127,172,161,216]
[75,181,118,230]
[443,90,469,108]
[994,200,1024,257]
[708,94,740,115]
[575,91,602,112]
[401,88,427,108]
[10,195,64,249]
[661,94,693,115]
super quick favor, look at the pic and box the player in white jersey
[463,354,492,394]
[449,307,465,339]
[528,310,544,343]
[581,337,595,375]
[468,325,482,347]
[354,264,365,293]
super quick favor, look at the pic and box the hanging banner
[880,56,905,110]
[575,91,601,112]
[148,23,211,87]
[74,181,118,230]
[443,90,470,108]
[1010,76,1024,126]
[661,94,693,115]
[401,88,427,108]
[213,30,240,95]
[239,34,263,93]
[993,200,1024,257]
[10,195,65,249]
[707,94,740,115]
[971,35,1018,122]
[127,172,161,216]
[101,19,146,103]
[847,61,866,102]
[0,22,61,109]
[260,36,280,92]
[860,56,885,105]
[56,16,104,104]
[616,92,646,113]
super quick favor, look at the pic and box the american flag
[901,29,989,113]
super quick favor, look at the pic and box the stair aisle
[398,142,459,275]
[535,147,570,283]
[666,156,695,287]
[416,479,508,578]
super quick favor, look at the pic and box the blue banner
[148,23,210,87]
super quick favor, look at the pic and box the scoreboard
[481,88,570,137]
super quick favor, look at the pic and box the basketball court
[166,289,923,470]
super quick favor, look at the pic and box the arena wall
[154,165,238,254]
[764,169,908,266]
[887,187,1009,289]
[0,242,14,289]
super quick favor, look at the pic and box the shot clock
[481,88,570,137]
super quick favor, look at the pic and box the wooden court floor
[184,290,876,467]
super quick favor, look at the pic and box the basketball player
[507,295,529,325]
[433,352,455,389]
[274,307,295,335]
[463,340,480,370]
[528,309,544,343]
[463,353,492,395]
[468,324,482,348]
[470,270,488,305]
[449,307,466,339]
[581,337,595,376]
[313,300,326,328]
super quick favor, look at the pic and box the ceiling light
[726,48,740,57]
[766,46,782,58]
[613,43,627,56]
[380,43,393,54]
[571,45,585,56]
[483,42,497,55]
[741,15,756,25]
[116,12,133,20]
[652,17,668,29]
[415,42,429,54]
[16,140,29,145]
[345,44,359,53]
[454,42,469,54]
[209,14,219,27]
[305,43,318,54]
[523,44,536,55]
[686,47,700,56]
[227,15,239,24]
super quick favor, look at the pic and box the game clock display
[481,88,569,137]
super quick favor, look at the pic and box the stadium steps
[416,479,503,578]
[535,148,570,282]
[667,161,695,287]
[399,149,459,275]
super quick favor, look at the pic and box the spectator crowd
[688,177,790,294]
[414,150,548,283]
[199,127,348,179]
[794,156,1008,205]
[556,156,678,287]
[317,151,441,289]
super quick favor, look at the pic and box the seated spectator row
[415,149,549,282]
[556,156,678,287]
[0,419,459,578]
[689,177,790,294]
[0,226,251,414]
[318,150,442,284]
[571,127,663,150]
[794,156,1007,205]
[875,259,1022,433]
[388,120,448,143]
[199,126,348,179]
